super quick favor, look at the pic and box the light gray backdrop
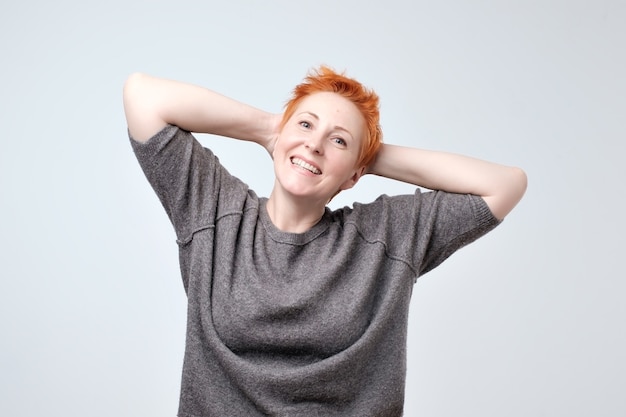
[1,0,624,416]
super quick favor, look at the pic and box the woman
[123,66,526,417]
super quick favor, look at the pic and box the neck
[266,189,327,233]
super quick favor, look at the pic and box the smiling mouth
[291,157,321,175]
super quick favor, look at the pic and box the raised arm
[122,72,280,147]
[367,144,527,220]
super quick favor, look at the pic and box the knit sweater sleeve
[128,125,246,245]
[346,189,501,280]
[413,190,500,276]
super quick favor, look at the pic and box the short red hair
[281,66,383,168]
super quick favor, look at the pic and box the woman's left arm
[367,144,527,220]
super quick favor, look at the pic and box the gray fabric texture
[130,125,500,416]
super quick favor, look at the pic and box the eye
[332,137,346,146]
[299,121,312,129]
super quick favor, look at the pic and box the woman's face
[272,92,366,203]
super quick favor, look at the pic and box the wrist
[258,113,281,155]
[364,143,386,175]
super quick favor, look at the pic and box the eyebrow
[297,111,354,139]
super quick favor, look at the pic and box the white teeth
[291,157,321,174]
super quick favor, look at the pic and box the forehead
[294,92,365,135]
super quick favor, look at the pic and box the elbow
[123,72,162,142]
[511,166,528,204]
[123,72,147,104]
[501,166,528,219]
[486,166,528,221]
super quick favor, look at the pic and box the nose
[305,133,324,155]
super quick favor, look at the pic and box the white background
[1,1,624,416]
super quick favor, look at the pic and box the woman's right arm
[122,73,279,147]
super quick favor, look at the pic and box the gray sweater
[130,125,499,416]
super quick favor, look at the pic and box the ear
[339,165,366,191]
[269,134,281,160]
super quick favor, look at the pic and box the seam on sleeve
[176,224,215,246]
